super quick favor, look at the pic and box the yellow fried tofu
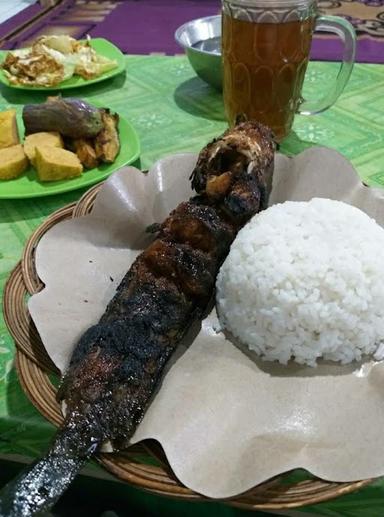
[35,146,83,181]
[0,109,19,149]
[24,132,63,167]
[0,145,28,180]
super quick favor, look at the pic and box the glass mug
[222,0,356,141]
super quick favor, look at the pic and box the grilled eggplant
[23,97,103,139]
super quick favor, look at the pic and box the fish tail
[0,413,101,516]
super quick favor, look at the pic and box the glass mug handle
[298,15,356,115]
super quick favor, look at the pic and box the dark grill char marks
[61,121,274,450]
[142,240,216,303]
[60,200,238,449]
[159,200,236,254]
[224,176,262,221]
[0,121,274,516]
[61,271,196,447]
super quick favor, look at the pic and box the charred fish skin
[59,202,238,449]
[60,121,274,450]
[59,273,200,447]
[0,121,274,516]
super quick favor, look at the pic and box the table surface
[1,55,384,516]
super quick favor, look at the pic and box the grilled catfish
[0,121,274,516]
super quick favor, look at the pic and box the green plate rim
[0,38,126,91]
[0,107,140,200]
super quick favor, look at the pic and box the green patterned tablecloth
[1,55,384,516]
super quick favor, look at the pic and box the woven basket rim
[2,181,374,510]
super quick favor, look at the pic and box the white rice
[216,198,384,366]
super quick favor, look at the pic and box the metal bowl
[175,15,222,91]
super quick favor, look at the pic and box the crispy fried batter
[94,110,120,163]
[2,52,65,87]
[73,139,99,169]
[1,35,118,87]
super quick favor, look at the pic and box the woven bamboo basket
[3,181,373,510]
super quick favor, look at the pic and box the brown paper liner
[3,179,373,510]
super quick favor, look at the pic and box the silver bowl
[175,15,222,91]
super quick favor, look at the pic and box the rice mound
[216,198,384,367]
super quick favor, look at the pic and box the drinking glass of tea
[222,0,356,141]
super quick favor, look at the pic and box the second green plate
[0,110,140,199]
[0,38,126,91]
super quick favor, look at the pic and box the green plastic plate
[0,38,126,91]
[0,108,140,199]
